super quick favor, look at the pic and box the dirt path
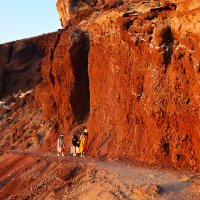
[2,150,200,200]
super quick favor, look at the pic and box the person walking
[57,134,65,156]
[79,129,88,157]
[71,131,80,156]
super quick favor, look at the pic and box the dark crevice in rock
[7,42,14,64]
[0,67,6,95]
[50,30,64,61]
[69,30,90,123]
[48,30,64,101]
[163,27,173,66]
[65,166,82,181]
[150,3,177,13]
[49,70,55,86]
[162,142,170,155]
[49,30,64,88]
[83,0,98,7]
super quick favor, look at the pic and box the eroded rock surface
[0,0,200,169]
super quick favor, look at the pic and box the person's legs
[70,144,73,155]
[57,147,61,156]
[76,146,79,155]
[80,151,84,157]
[73,146,76,156]
[61,147,64,156]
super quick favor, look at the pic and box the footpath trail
[1,150,200,200]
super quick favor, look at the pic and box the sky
[0,0,61,44]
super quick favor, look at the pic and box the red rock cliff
[0,0,200,167]
[0,32,60,98]
[55,0,200,166]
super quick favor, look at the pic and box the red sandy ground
[1,1,200,199]
[0,150,200,199]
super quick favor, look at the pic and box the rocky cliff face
[34,27,90,127]
[56,0,124,26]
[0,0,200,167]
[54,0,200,166]
[0,32,59,98]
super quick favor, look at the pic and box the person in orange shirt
[79,129,88,157]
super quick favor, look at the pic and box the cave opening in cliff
[69,30,90,123]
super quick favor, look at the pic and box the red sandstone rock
[56,0,125,27]
[0,0,200,169]
[0,32,58,98]
[104,0,124,9]
[153,23,172,46]
[35,27,90,129]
